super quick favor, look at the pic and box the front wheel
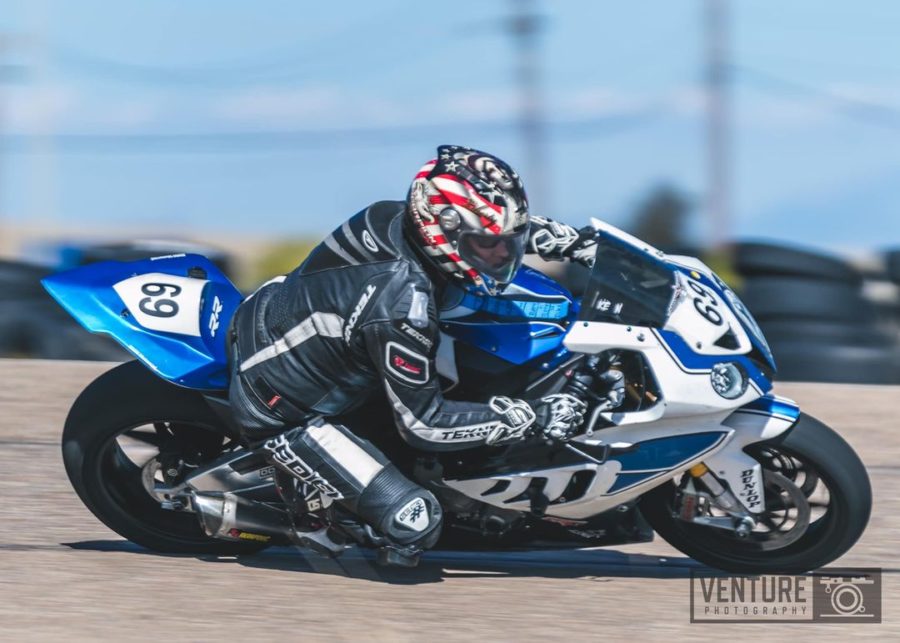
[62,361,267,555]
[640,413,871,573]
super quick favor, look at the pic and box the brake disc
[752,469,811,551]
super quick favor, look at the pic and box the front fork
[676,461,760,537]
[673,396,802,534]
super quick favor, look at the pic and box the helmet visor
[458,229,528,285]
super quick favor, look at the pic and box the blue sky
[2,0,899,252]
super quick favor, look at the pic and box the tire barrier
[735,242,862,285]
[735,242,900,385]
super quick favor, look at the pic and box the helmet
[407,144,529,294]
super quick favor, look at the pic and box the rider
[228,144,599,565]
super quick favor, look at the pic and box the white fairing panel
[443,406,795,519]
[113,272,207,337]
[564,321,762,417]
[663,271,752,356]
[442,226,796,519]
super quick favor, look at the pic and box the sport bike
[43,219,871,572]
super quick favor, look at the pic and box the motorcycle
[43,219,871,572]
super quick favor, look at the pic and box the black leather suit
[230,200,580,450]
[228,200,585,552]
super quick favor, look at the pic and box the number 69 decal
[113,273,207,336]
[139,282,182,318]
[686,279,724,326]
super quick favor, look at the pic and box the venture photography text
[690,569,882,623]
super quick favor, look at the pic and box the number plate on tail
[113,272,207,337]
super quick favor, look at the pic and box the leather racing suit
[228,200,591,555]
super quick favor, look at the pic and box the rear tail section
[41,253,242,389]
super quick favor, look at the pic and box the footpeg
[291,526,349,558]
[377,545,422,568]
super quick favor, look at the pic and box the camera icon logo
[817,575,875,618]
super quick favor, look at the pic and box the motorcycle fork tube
[688,462,744,515]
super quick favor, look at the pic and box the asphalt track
[1,359,897,641]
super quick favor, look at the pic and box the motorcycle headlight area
[710,362,748,399]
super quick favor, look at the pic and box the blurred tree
[244,239,317,292]
[627,184,692,251]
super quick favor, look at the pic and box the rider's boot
[263,420,443,566]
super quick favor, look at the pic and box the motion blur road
[1,360,897,641]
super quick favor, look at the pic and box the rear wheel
[62,361,267,554]
[640,413,871,573]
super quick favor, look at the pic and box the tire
[640,413,871,573]
[0,259,51,301]
[62,361,266,555]
[886,249,900,284]
[740,277,873,323]
[768,341,900,384]
[735,242,861,284]
[759,319,894,349]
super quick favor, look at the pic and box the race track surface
[1,359,897,641]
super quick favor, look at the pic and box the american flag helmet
[407,144,530,293]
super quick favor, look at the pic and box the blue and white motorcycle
[44,220,871,572]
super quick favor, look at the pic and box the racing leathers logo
[395,497,429,532]
[385,342,429,385]
[263,435,344,500]
[439,425,496,441]
[399,322,433,349]
[361,229,379,253]
[344,284,377,343]
[393,355,421,375]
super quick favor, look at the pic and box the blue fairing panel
[739,394,800,422]
[653,328,774,394]
[42,254,241,390]
[605,431,729,493]
[439,265,577,365]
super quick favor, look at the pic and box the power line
[705,0,731,250]
[0,110,662,155]
[734,64,900,131]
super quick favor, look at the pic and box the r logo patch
[385,341,430,385]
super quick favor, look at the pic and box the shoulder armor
[300,202,406,274]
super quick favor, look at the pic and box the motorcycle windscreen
[578,234,676,327]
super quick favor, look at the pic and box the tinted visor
[457,229,527,284]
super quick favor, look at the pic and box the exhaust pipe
[191,492,293,544]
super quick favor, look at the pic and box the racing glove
[567,227,598,269]
[533,393,588,442]
[529,216,597,268]
[484,396,538,446]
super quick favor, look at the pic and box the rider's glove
[533,393,588,442]
[529,216,580,261]
[599,369,625,409]
[529,217,597,268]
[568,226,598,269]
[484,396,537,446]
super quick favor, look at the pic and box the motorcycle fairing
[439,265,578,365]
[42,253,241,389]
[444,393,798,519]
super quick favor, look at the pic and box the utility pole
[705,0,730,249]
[508,0,548,214]
[0,31,36,256]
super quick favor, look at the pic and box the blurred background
[1,0,899,382]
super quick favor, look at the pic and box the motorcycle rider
[228,144,601,565]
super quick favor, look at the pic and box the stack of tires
[735,242,900,384]
[0,259,129,361]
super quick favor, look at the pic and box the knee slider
[355,464,443,548]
